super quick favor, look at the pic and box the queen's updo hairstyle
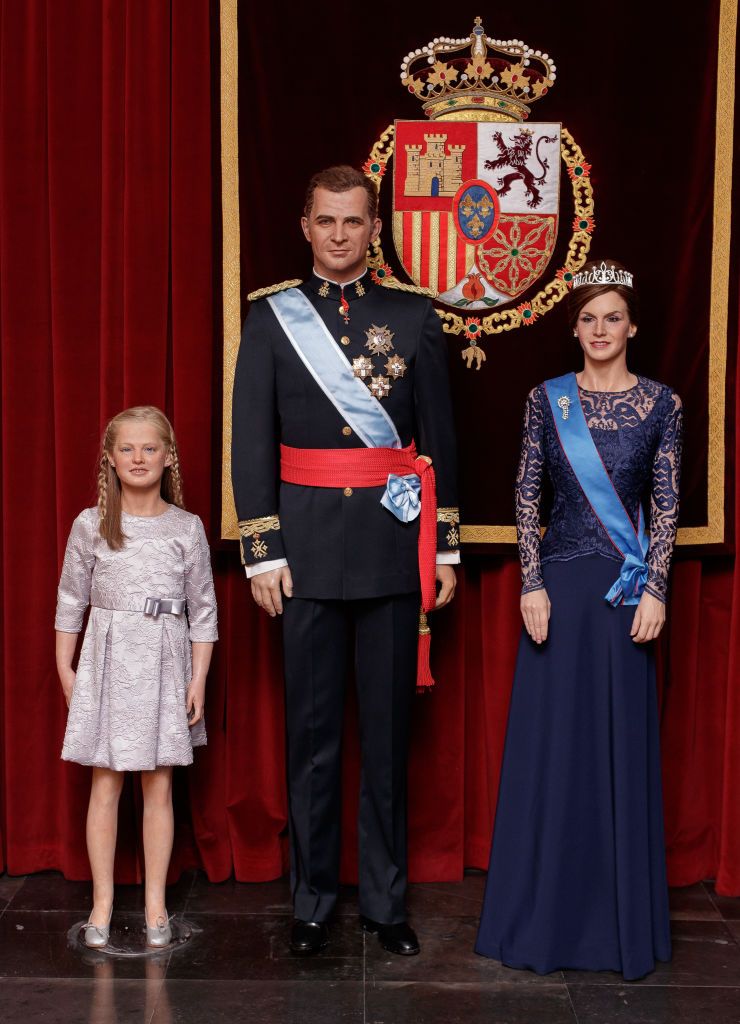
[97,406,185,550]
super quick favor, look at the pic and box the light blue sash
[267,288,401,450]
[544,373,648,606]
[267,288,422,523]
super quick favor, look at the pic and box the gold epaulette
[247,279,302,302]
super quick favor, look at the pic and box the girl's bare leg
[140,766,174,923]
[86,767,125,925]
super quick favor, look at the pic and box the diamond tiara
[571,261,634,290]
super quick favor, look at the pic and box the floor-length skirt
[475,555,671,980]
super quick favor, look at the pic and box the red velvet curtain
[1,2,739,897]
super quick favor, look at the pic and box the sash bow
[381,473,422,523]
[604,553,649,608]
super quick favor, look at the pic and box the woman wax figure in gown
[475,259,683,980]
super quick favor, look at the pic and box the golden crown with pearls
[400,17,556,123]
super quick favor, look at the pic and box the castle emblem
[404,134,465,197]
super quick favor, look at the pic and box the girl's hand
[59,668,76,708]
[630,591,666,643]
[186,678,206,726]
[520,588,551,644]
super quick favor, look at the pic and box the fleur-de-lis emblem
[557,395,571,421]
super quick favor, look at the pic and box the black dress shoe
[361,916,420,956]
[290,919,329,956]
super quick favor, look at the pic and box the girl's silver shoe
[145,909,172,948]
[84,906,112,948]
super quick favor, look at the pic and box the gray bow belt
[144,597,186,618]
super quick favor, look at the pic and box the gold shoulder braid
[246,279,302,302]
[238,515,281,563]
[437,507,460,548]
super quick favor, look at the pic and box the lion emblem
[484,129,558,209]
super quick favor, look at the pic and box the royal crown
[401,17,556,123]
[571,261,634,289]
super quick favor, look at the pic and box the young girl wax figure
[476,260,682,979]
[55,406,218,948]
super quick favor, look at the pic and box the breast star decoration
[350,323,403,400]
[385,354,407,379]
[365,324,395,355]
[369,375,392,399]
[352,355,375,380]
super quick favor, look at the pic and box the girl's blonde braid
[97,454,109,524]
[169,442,185,509]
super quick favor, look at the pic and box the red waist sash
[280,441,438,689]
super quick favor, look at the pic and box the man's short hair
[304,166,379,222]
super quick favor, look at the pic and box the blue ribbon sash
[544,373,648,606]
[267,288,417,522]
[267,288,401,450]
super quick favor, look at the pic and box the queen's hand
[520,588,551,644]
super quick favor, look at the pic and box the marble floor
[1,871,739,1023]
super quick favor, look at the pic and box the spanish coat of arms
[363,18,595,367]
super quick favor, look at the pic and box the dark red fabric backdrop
[1,0,739,897]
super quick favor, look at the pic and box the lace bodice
[516,376,683,602]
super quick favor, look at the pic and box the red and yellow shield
[392,120,561,310]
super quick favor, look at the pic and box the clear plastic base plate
[67,913,198,959]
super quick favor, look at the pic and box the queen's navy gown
[475,376,683,980]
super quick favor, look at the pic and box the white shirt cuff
[245,558,289,579]
[436,551,460,565]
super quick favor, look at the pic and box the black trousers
[282,592,420,924]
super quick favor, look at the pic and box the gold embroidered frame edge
[220,0,734,546]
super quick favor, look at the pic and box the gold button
[343,487,353,497]
[342,426,352,436]
[340,335,351,346]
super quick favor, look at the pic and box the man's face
[301,186,381,283]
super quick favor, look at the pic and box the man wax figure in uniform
[232,165,460,957]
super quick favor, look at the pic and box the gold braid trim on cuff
[238,515,281,537]
[436,508,460,524]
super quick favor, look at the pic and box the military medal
[369,375,392,399]
[352,355,374,379]
[339,288,350,323]
[365,324,394,355]
[385,354,407,379]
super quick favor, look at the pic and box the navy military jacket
[231,271,459,600]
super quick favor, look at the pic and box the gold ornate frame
[220,0,736,546]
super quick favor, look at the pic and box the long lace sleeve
[516,387,546,594]
[185,516,219,642]
[55,511,96,632]
[645,392,683,602]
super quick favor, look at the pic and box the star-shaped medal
[365,324,394,355]
[385,354,407,379]
[369,375,392,399]
[352,355,374,380]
